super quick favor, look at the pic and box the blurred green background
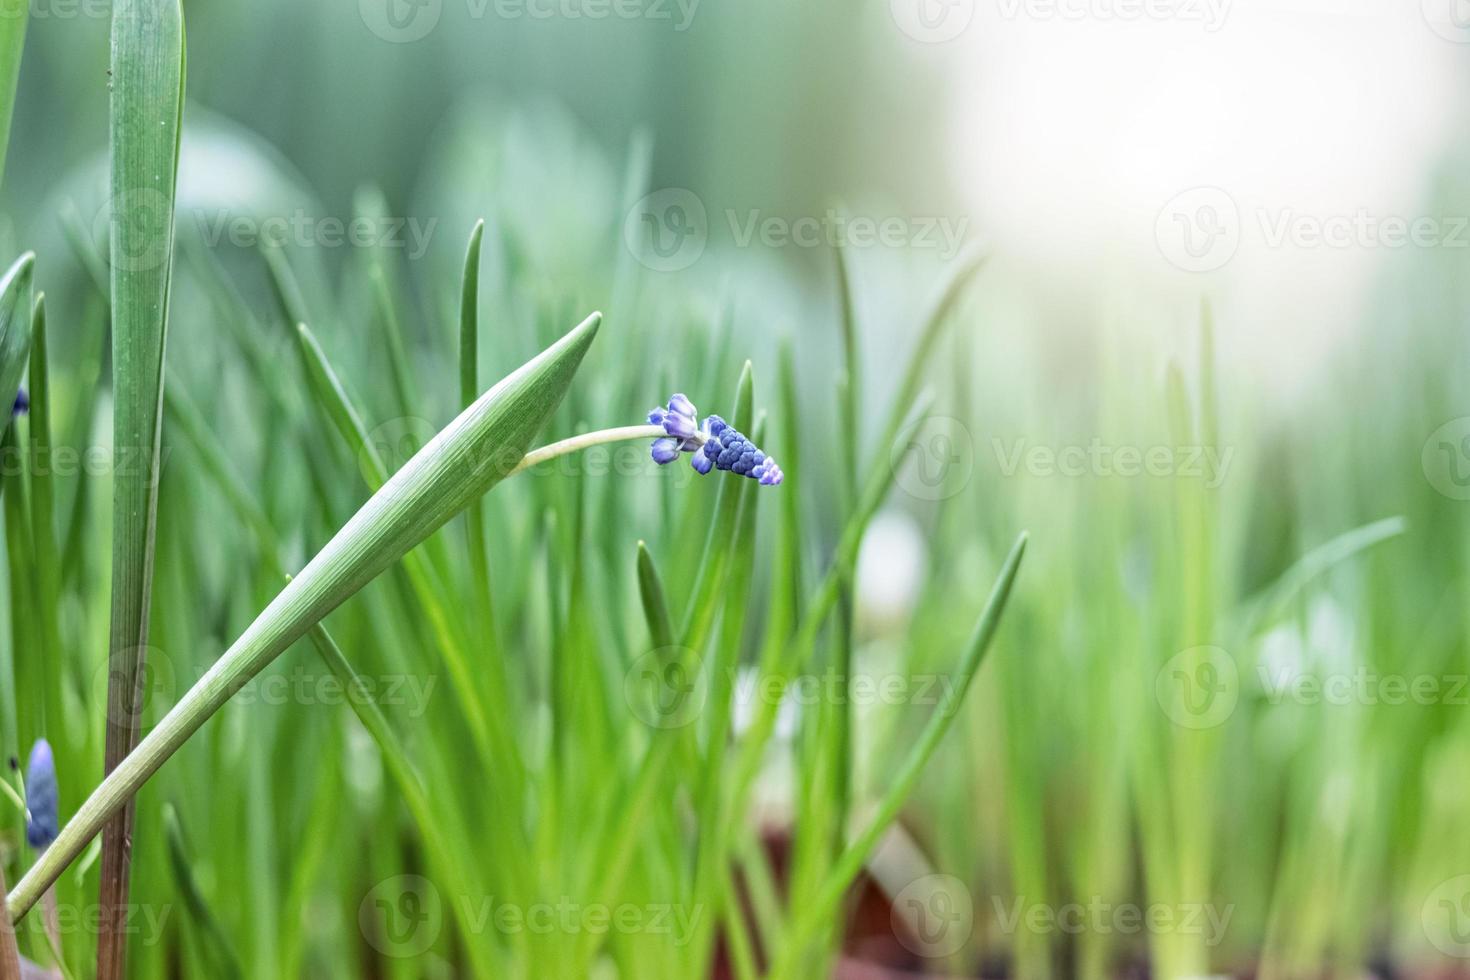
[3,0,1470,977]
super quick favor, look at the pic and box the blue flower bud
[651,437,681,465]
[667,393,696,419]
[25,739,57,851]
[12,387,27,416]
[690,444,714,475]
[661,411,697,441]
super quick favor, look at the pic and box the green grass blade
[261,244,310,329]
[7,311,603,923]
[830,241,860,873]
[1234,515,1408,639]
[772,532,1027,976]
[0,253,34,444]
[25,295,63,741]
[295,322,385,482]
[0,0,28,190]
[727,392,938,828]
[161,806,242,980]
[460,220,497,643]
[680,360,753,649]
[569,365,756,974]
[306,623,504,979]
[97,3,185,973]
[163,386,282,561]
[635,540,675,652]
[294,318,528,839]
[833,239,859,494]
[372,265,420,417]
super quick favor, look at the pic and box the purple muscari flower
[25,738,57,851]
[646,395,782,485]
[12,387,27,416]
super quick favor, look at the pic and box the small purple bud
[690,446,714,475]
[25,739,57,851]
[648,407,668,426]
[12,387,28,416]
[661,411,697,441]
[651,438,681,465]
[668,393,696,419]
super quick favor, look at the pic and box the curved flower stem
[509,424,669,475]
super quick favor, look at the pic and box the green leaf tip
[0,251,35,442]
[6,310,605,923]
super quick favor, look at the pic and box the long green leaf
[0,252,33,444]
[0,0,28,188]
[7,310,603,922]
[460,220,497,644]
[97,2,185,973]
[26,295,62,743]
